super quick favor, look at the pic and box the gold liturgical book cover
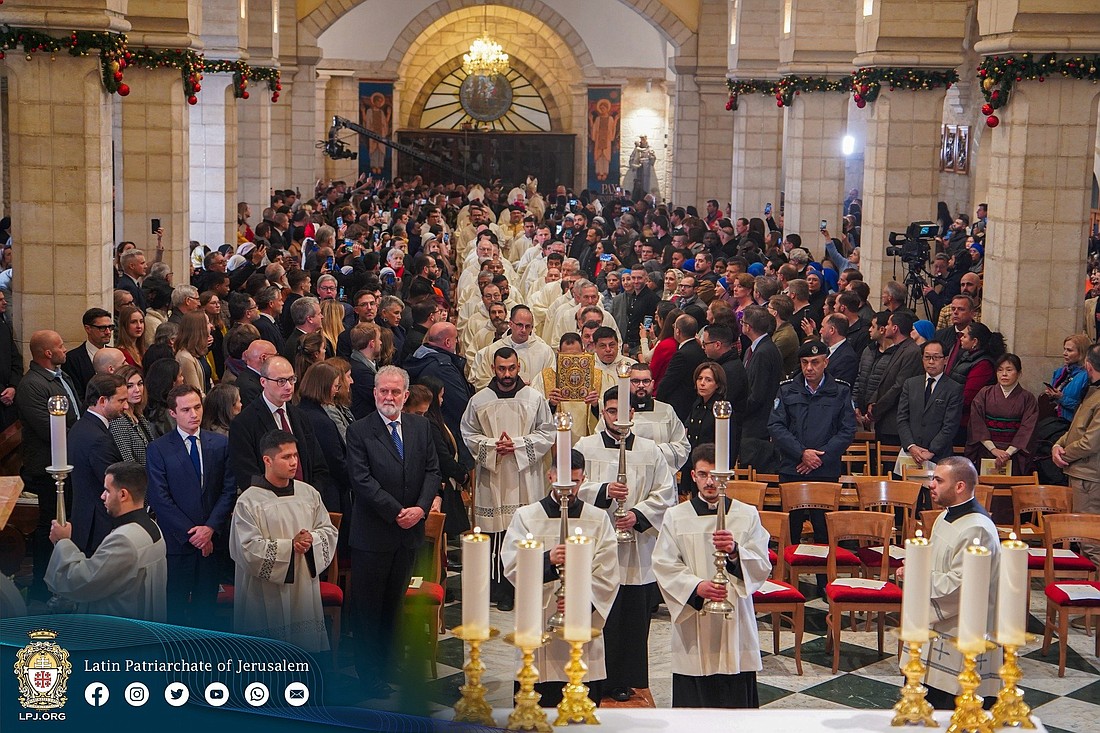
[556,352,595,401]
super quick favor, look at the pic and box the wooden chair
[902,464,935,487]
[779,483,859,590]
[852,479,921,575]
[754,510,806,674]
[1012,486,1092,607]
[404,511,446,678]
[731,465,755,481]
[725,480,767,510]
[755,472,782,509]
[979,472,1040,498]
[919,509,945,537]
[824,511,903,673]
[841,440,874,476]
[876,442,902,476]
[974,484,995,513]
[1041,514,1100,676]
[321,512,345,655]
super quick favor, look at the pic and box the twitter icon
[164,683,189,707]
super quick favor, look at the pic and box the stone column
[982,78,1098,389]
[321,75,359,183]
[119,68,192,280]
[731,93,783,220]
[781,93,849,238]
[237,96,272,221]
[189,76,238,247]
[859,89,948,302]
[670,66,701,206]
[5,55,114,347]
[285,57,320,194]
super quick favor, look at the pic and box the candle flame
[474,525,481,534]
[1008,531,1017,541]
[972,537,981,545]
[915,529,923,538]
[526,532,533,540]
[574,527,583,536]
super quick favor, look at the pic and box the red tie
[276,408,304,481]
[945,335,962,373]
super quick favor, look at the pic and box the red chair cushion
[857,546,904,569]
[784,545,860,566]
[825,580,903,603]
[1044,581,1100,606]
[768,548,778,565]
[1026,552,1096,572]
[405,580,445,605]
[753,580,806,604]
[320,581,343,606]
[216,585,234,605]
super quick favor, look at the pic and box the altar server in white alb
[594,362,691,470]
[461,346,555,610]
[230,429,338,652]
[576,388,676,702]
[902,456,1001,709]
[501,451,620,707]
[652,443,771,708]
[46,461,167,622]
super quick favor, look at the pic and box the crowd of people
[3,176,1098,710]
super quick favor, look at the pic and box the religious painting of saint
[954,125,970,175]
[587,87,621,193]
[358,81,394,179]
[941,125,957,172]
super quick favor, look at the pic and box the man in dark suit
[68,373,127,555]
[739,305,784,469]
[252,286,286,355]
[655,314,707,421]
[348,323,380,420]
[236,339,276,407]
[62,307,114,399]
[146,385,237,626]
[865,312,924,446]
[228,356,334,508]
[897,340,963,508]
[345,364,440,698]
[115,249,149,311]
[700,323,748,462]
[0,291,24,430]
[821,313,859,386]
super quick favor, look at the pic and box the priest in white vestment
[594,363,691,470]
[470,306,556,390]
[230,430,338,652]
[47,461,167,622]
[652,443,771,708]
[576,391,676,701]
[900,456,1002,708]
[502,451,620,707]
[461,348,555,608]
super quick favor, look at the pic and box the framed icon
[941,125,957,172]
[954,125,970,174]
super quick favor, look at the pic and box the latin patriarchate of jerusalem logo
[14,630,72,710]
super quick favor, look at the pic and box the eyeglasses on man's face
[263,375,297,387]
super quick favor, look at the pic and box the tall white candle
[514,533,544,648]
[958,539,992,652]
[49,412,67,469]
[900,534,932,642]
[616,374,629,424]
[714,417,729,473]
[563,529,594,642]
[997,535,1028,646]
[461,529,490,640]
[554,412,573,481]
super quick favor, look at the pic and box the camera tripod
[890,254,935,322]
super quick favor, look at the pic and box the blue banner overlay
[2,615,501,732]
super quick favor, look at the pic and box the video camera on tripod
[886,221,937,267]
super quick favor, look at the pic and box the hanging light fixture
[462,3,509,78]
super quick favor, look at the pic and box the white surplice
[575,432,676,585]
[461,384,555,534]
[470,334,556,390]
[501,498,621,681]
[595,398,692,470]
[652,497,771,676]
[229,479,338,652]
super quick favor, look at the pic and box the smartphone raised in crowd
[325,256,335,270]
[820,219,828,231]
[151,218,161,234]
[764,203,772,216]
[336,216,344,228]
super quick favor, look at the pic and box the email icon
[284,683,309,706]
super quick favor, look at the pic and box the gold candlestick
[892,631,937,727]
[451,625,499,726]
[504,632,552,732]
[554,629,600,726]
[947,639,997,733]
[991,634,1036,730]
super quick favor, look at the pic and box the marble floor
[322,554,1100,733]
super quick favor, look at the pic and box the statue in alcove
[628,135,659,201]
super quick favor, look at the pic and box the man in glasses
[597,362,691,471]
[62,308,115,397]
[228,356,335,508]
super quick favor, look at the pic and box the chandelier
[462,5,509,77]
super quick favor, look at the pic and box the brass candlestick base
[947,639,997,733]
[504,632,552,732]
[612,420,636,545]
[451,625,499,726]
[701,469,734,618]
[892,633,937,727]
[991,635,1036,730]
[554,629,600,726]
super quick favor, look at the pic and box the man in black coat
[345,365,440,698]
[62,307,114,399]
[821,314,859,386]
[227,356,334,508]
[403,322,473,459]
[115,249,149,311]
[655,314,707,421]
[0,291,23,430]
[739,305,784,469]
[252,286,286,355]
[68,373,127,555]
[700,323,748,462]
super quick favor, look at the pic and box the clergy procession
[10,179,1087,726]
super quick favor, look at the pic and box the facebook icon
[84,682,110,707]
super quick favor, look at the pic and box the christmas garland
[850,67,959,108]
[978,52,1100,128]
[725,74,852,110]
[0,26,280,104]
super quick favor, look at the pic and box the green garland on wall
[725,74,852,110]
[850,67,959,108]
[978,52,1100,128]
[0,26,281,104]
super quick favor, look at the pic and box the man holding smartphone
[623,266,659,357]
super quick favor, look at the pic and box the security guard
[767,340,856,594]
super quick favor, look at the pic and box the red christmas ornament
[981,103,993,115]
[986,114,999,128]
[188,95,198,105]
[242,91,250,99]
[991,90,1000,101]
[855,98,866,109]
[853,94,863,104]
[271,92,279,102]
[776,100,783,107]
[114,71,124,82]
[275,83,282,91]
[117,83,130,97]
[193,83,201,92]
[979,68,987,77]
[1038,76,1044,82]
[725,99,733,111]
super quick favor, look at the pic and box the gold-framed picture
[954,125,970,174]
[941,125,957,172]
[556,352,595,401]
